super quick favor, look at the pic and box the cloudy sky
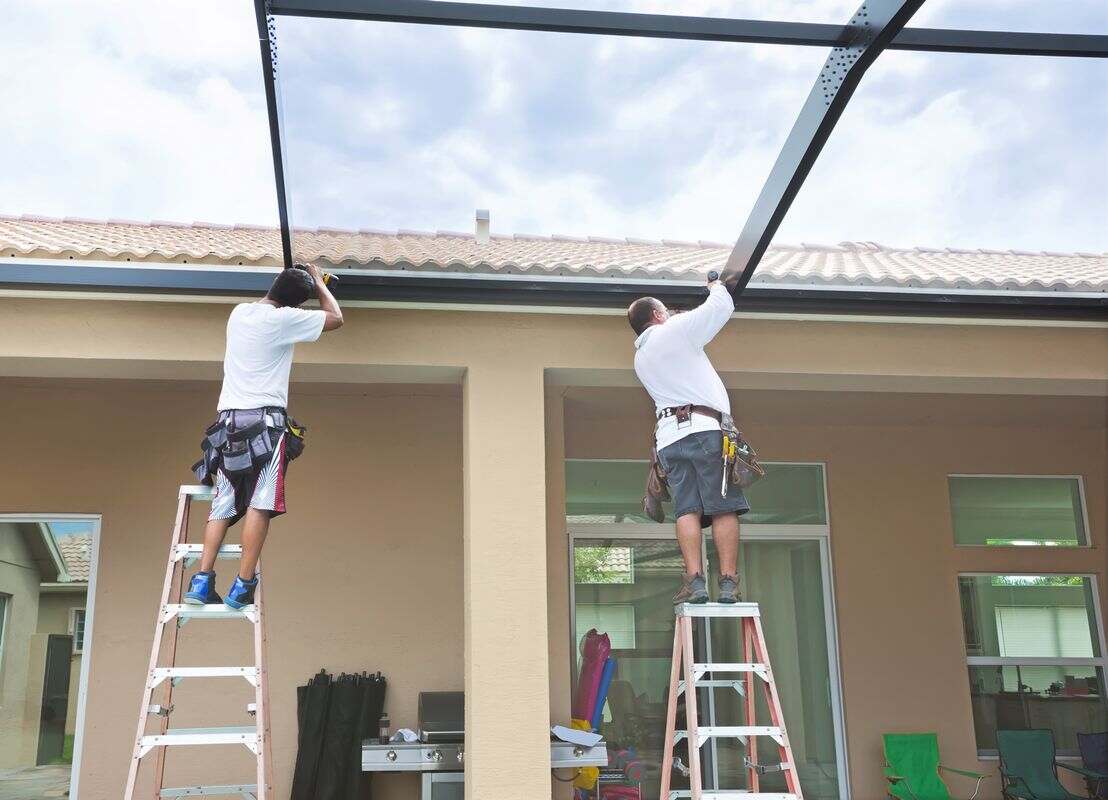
[2,1,1105,252]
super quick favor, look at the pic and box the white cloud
[0,0,1104,253]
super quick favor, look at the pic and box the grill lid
[418,691,464,743]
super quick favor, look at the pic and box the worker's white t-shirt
[633,283,735,451]
[217,303,326,411]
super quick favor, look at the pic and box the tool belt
[642,405,765,523]
[657,404,722,425]
[191,407,306,485]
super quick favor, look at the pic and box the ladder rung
[150,666,259,688]
[664,788,797,793]
[676,602,761,618]
[161,786,258,798]
[139,726,259,757]
[180,485,216,500]
[161,604,257,624]
[692,663,769,682]
[675,726,785,746]
[173,543,242,562]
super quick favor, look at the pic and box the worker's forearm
[316,280,342,319]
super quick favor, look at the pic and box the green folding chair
[884,732,989,800]
[998,729,1093,800]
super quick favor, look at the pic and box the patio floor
[0,765,70,800]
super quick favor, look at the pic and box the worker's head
[267,267,315,308]
[627,297,669,336]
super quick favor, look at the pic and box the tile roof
[2,215,1105,294]
[57,534,92,582]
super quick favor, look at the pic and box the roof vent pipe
[475,209,490,245]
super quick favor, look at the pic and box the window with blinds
[959,575,1107,756]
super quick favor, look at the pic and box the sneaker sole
[183,594,206,605]
[223,597,251,611]
[717,596,739,604]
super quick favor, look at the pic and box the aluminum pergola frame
[254,0,1108,303]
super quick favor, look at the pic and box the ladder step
[161,604,257,624]
[173,543,242,563]
[150,666,259,688]
[675,726,786,746]
[161,786,258,798]
[664,788,797,793]
[180,484,216,500]
[693,663,768,675]
[139,726,259,757]
[676,601,761,618]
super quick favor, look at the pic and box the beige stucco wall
[0,296,1105,799]
[0,523,42,767]
[0,379,465,799]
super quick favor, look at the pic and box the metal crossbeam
[254,0,295,268]
[721,0,925,298]
[268,0,1108,58]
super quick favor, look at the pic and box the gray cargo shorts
[658,430,751,528]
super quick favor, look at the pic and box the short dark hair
[268,268,314,308]
[627,297,662,336]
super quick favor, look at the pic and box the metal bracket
[721,0,925,299]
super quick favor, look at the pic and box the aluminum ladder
[660,602,804,800]
[123,485,274,800]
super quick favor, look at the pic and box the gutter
[1,258,1105,320]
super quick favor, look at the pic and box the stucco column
[463,363,551,798]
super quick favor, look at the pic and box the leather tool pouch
[642,446,671,523]
[721,413,765,489]
[284,417,306,461]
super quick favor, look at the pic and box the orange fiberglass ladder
[660,602,804,800]
[123,485,274,800]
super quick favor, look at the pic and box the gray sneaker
[718,574,740,604]
[674,572,709,605]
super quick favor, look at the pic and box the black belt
[657,404,723,423]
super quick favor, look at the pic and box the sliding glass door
[568,460,847,800]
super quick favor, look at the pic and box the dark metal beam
[267,0,1108,58]
[255,0,295,268]
[2,261,1104,320]
[722,0,924,298]
[888,28,1108,58]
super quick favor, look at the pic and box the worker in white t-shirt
[185,263,343,610]
[629,274,748,605]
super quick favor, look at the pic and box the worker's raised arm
[668,280,735,348]
[307,263,344,331]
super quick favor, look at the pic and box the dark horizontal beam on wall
[2,261,1104,320]
[268,0,1108,58]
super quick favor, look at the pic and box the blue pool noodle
[590,658,617,731]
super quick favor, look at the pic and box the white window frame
[958,571,1108,758]
[566,460,851,800]
[0,592,10,676]
[0,514,101,799]
[69,607,87,655]
[948,474,1092,549]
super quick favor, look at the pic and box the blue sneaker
[224,574,258,610]
[184,571,222,605]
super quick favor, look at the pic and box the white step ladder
[660,602,804,800]
[123,485,274,800]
